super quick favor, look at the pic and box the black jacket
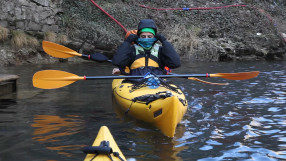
[112,19,181,75]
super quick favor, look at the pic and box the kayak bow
[83,126,126,161]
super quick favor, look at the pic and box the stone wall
[60,0,286,61]
[0,0,62,32]
[0,0,285,66]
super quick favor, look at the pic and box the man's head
[135,19,158,49]
[137,19,157,37]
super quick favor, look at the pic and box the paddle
[187,77,228,85]
[42,40,111,62]
[41,41,258,86]
[33,70,259,89]
[42,41,229,85]
[42,41,87,58]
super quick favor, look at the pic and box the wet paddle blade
[188,77,229,85]
[33,70,84,89]
[42,41,82,58]
[210,71,259,80]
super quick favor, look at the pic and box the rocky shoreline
[0,0,285,66]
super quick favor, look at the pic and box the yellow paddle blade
[188,77,229,85]
[33,70,84,89]
[210,71,259,80]
[42,41,82,58]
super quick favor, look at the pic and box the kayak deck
[112,78,188,137]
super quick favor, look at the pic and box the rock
[15,21,25,29]
[0,0,61,32]
[0,21,8,28]
[27,21,42,31]
[31,0,49,7]
[0,0,286,65]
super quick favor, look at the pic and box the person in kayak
[112,19,181,76]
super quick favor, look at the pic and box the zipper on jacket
[145,51,150,67]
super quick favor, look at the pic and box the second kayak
[83,126,126,161]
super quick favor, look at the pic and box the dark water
[0,60,285,161]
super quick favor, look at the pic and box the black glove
[89,53,109,62]
[155,34,167,43]
[125,34,138,43]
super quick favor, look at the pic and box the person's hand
[155,34,167,43]
[125,34,138,43]
[112,68,121,75]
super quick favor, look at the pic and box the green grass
[0,25,9,42]
[11,30,40,49]
[163,24,198,57]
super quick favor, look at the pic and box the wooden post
[0,74,19,96]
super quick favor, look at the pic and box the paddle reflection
[31,115,85,157]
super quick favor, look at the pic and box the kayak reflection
[31,115,85,157]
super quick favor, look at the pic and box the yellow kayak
[112,78,188,137]
[83,126,126,161]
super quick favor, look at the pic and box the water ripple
[198,142,286,161]
[244,97,275,104]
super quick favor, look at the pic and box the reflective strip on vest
[131,44,160,70]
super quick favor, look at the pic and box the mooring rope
[139,4,248,11]
[89,0,128,33]
[87,1,286,43]
[139,4,286,43]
